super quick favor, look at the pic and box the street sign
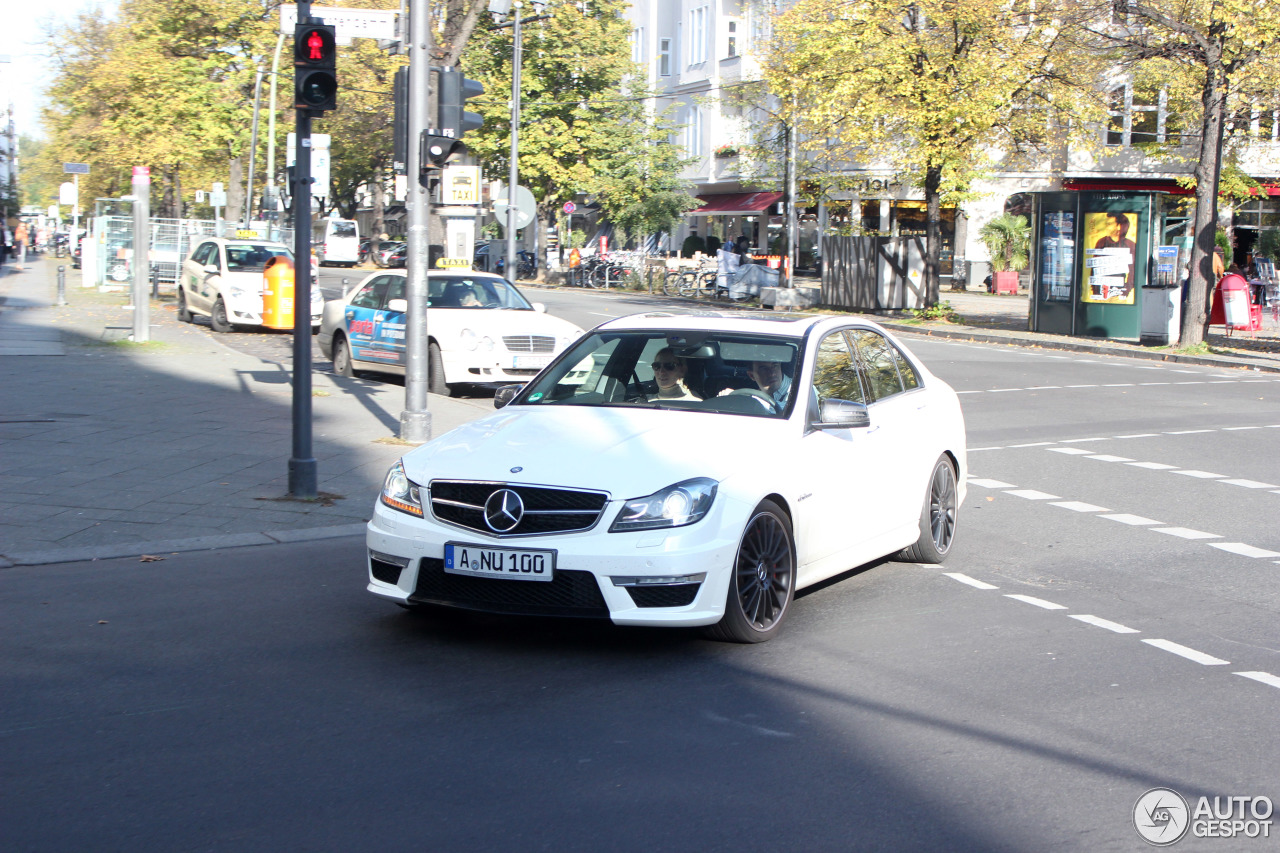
[436,257,472,268]
[443,165,481,205]
[287,133,331,199]
[494,185,536,231]
[63,163,90,174]
[279,5,398,41]
[210,182,227,208]
[59,182,77,206]
[563,201,575,214]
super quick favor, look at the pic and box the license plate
[444,542,555,582]
[512,354,551,369]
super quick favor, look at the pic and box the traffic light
[436,67,485,141]
[421,132,465,171]
[294,23,338,112]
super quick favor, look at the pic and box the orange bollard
[261,256,296,330]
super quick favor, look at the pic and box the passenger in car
[649,348,698,401]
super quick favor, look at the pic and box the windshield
[428,275,534,310]
[515,330,802,418]
[330,221,357,238]
[225,244,291,272]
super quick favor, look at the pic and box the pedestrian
[14,220,29,269]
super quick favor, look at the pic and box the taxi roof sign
[435,257,472,268]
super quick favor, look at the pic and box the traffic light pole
[289,1,319,499]
[400,0,433,443]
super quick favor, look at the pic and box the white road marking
[1085,455,1134,463]
[1049,447,1095,455]
[989,388,1023,393]
[1172,469,1224,478]
[1235,671,1280,690]
[1127,461,1178,469]
[1005,594,1067,610]
[1100,513,1162,526]
[1219,479,1279,489]
[1103,383,1135,387]
[1152,527,1221,540]
[1062,437,1109,443]
[1171,369,1201,374]
[1066,384,1098,388]
[1209,542,1280,559]
[1139,382,1172,385]
[944,573,999,590]
[1005,489,1061,500]
[1070,614,1140,634]
[1167,429,1214,435]
[1025,386,1061,390]
[1051,501,1111,513]
[967,478,1016,489]
[1142,639,1229,666]
[1224,426,1262,430]
[1008,442,1054,448]
[1116,433,1159,439]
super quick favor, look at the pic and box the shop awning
[1062,177,1193,195]
[688,191,784,215]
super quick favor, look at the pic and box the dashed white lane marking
[1005,594,1067,610]
[1219,479,1279,489]
[1085,454,1134,463]
[967,478,1016,489]
[1062,437,1109,443]
[1143,639,1230,666]
[1050,447,1095,455]
[1209,542,1280,559]
[1173,469,1225,478]
[1103,383,1135,387]
[1005,489,1061,500]
[1235,671,1280,690]
[1100,513,1162,526]
[1127,461,1178,470]
[943,572,999,590]
[1116,433,1159,439]
[1008,442,1053,448]
[1069,614,1140,634]
[1152,527,1221,540]
[1224,426,1263,431]
[1051,501,1112,513]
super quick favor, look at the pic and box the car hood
[429,308,582,340]
[401,406,786,498]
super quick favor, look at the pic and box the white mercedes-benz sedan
[366,312,967,642]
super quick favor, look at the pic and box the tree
[978,213,1031,271]
[1083,0,1280,346]
[767,0,1105,306]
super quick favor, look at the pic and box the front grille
[503,335,556,353]
[410,557,609,618]
[626,584,701,608]
[430,481,609,537]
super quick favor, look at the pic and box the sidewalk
[2,258,1277,568]
[0,256,493,568]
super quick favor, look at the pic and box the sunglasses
[652,361,680,371]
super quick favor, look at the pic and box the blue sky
[1,0,119,138]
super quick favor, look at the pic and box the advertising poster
[1082,211,1137,304]
[1040,210,1074,302]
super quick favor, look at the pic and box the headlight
[460,329,495,351]
[610,478,717,532]
[228,283,249,297]
[380,459,424,517]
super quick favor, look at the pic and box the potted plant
[714,145,740,159]
[979,213,1031,294]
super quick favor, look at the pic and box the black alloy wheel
[705,500,796,643]
[897,455,958,564]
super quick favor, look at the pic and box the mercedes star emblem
[483,489,524,533]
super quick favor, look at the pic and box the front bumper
[365,496,741,627]
[227,294,323,328]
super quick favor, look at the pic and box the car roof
[205,236,291,249]
[371,269,510,282]
[595,311,847,338]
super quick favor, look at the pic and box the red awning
[688,191,784,215]
[1062,177,1193,195]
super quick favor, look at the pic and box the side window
[892,346,920,391]
[193,243,216,266]
[812,331,865,405]
[385,277,405,304]
[350,277,391,309]
[850,330,904,401]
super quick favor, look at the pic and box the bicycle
[663,266,725,299]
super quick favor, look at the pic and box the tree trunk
[226,157,245,231]
[1181,55,1227,347]
[372,181,386,240]
[924,163,942,307]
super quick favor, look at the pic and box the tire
[662,272,683,297]
[428,342,454,396]
[176,287,192,323]
[897,455,959,564]
[704,500,796,643]
[333,335,356,378]
[677,273,697,298]
[210,297,233,333]
[699,272,719,298]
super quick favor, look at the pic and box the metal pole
[786,107,798,289]
[400,0,433,442]
[267,33,285,240]
[57,265,67,305]
[131,166,151,342]
[245,66,265,229]
[505,3,523,284]
[289,1,319,499]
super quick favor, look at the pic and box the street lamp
[490,0,547,283]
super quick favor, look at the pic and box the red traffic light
[294,27,336,64]
[294,23,338,112]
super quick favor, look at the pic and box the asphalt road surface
[6,291,1277,851]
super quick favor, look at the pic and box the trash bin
[1140,281,1180,346]
[261,256,296,331]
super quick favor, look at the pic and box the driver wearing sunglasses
[649,348,698,401]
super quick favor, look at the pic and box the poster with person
[1082,211,1137,304]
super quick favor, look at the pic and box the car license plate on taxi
[444,543,555,582]
[512,355,551,369]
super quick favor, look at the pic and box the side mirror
[531,302,547,313]
[386,298,408,313]
[203,264,220,275]
[814,398,870,430]
[493,384,524,409]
